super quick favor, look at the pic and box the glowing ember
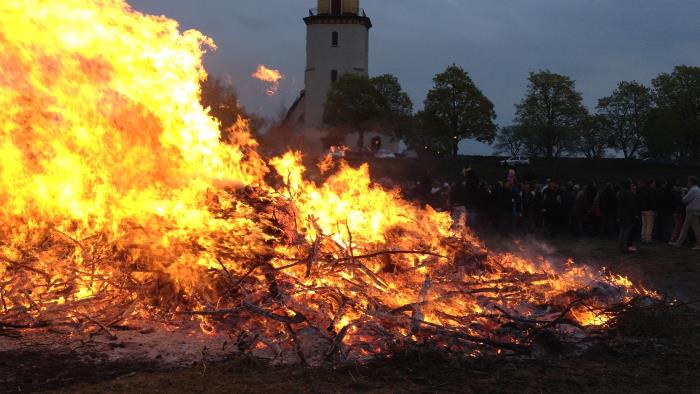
[0,0,658,364]
[251,64,284,96]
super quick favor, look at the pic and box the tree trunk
[452,140,459,158]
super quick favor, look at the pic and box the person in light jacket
[670,176,700,250]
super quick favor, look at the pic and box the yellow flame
[251,64,283,96]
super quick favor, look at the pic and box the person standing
[598,183,617,239]
[656,180,677,242]
[670,176,700,250]
[542,179,563,238]
[571,185,587,237]
[639,179,658,243]
[617,179,640,254]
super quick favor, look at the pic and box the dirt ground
[3,237,699,394]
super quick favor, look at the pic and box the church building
[284,0,374,153]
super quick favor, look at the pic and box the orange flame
[251,64,283,96]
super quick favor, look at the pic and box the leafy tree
[576,115,610,159]
[649,66,700,159]
[370,74,414,142]
[493,126,525,157]
[371,74,413,119]
[644,110,685,159]
[515,70,588,158]
[596,81,652,159]
[323,73,412,149]
[422,65,497,157]
[200,76,261,142]
[402,111,452,157]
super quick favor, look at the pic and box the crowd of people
[402,167,700,254]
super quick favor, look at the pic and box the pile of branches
[0,186,660,365]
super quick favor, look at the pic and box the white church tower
[285,0,372,151]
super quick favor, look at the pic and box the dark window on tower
[331,31,339,47]
[331,0,342,15]
[331,70,338,82]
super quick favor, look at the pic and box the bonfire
[0,0,658,366]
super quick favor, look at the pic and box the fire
[0,0,658,364]
[251,64,283,96]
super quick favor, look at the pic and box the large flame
[0,0,266,227]
[0,0,656,363]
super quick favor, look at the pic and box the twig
[50,227,83,247]
[178,307,245,316]
[242,302,307,324]
[0,286,7,313]
[228,262,266,291]
[305,218,323,277]
[0,256,51,281]
[333,250,446,264]
[76,312,117,340]
[180,302,307,325]
[344,219,355,260]
[216,258,235,286]
[326,322,354,361]
[275,250,446,273]
[285,323,308,366]
[411,275,432,334]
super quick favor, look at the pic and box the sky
[129,0,700,154]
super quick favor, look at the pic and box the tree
[493,126,525,157]
[422,65,497,157]
[596,81,652,159]
[323,73,412,149]
[371,74,413,119]
[576,115,610,159]
[515,70,588,158]
[402,111,452,157]
[370,74,414,142]
[200,76,260,142]
[649,66,700,159]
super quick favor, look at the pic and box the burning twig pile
[0,170,656,365]
[0,0,658,366]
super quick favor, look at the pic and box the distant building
[285,0,374,153]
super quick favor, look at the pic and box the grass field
[20,237,697,394]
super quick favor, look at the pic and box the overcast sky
[129,0,700,154]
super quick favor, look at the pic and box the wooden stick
[285,323,308,366]
[0,256,51,281]
[76,311,117,340]
[0,286,7,313]
[216,258,235,286]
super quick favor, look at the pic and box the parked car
[500,156,530,166]
[374,149,396,159]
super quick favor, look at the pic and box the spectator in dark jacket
[521,182,537,233]
[542,179,563,238]
[618,179,640,254]
[656,180,677,242]
[598,183,617,239]
[417,171,432,207]
[639,179,658,243]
